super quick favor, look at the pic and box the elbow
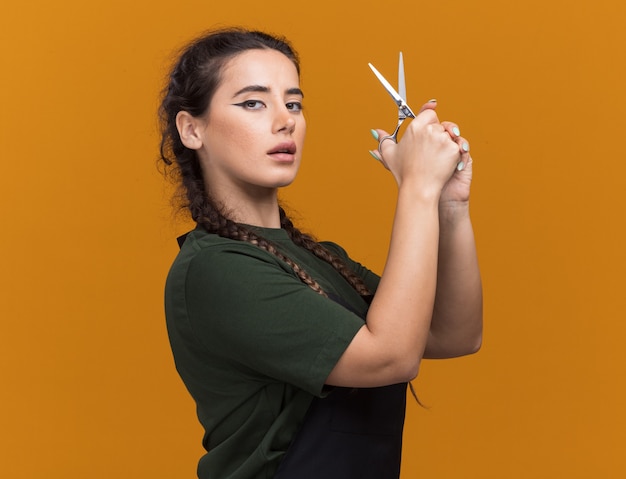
[394,355,422,383]
[464,334,482,355]
[406,363,420,382]
[462,307,483,355]
[454,311,483,356]
[425,328,482,359]
[471,332,483,354]
[372,348,423,384]
[458,330,483,356]
[467,320,483,354]
[368,351,422,385]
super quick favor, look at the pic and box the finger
[417,99,438,114]
[368,129,392,168]
[454,135,470,153]
[456,153,473,172]
[368,149,382,163]
[441,121,461,139]
[370,128,390,142]
[368,149,390,170]
[411,107,440,128]
[376,134,397,170]
[454,135,471,171]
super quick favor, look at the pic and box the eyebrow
[232,85,304,98]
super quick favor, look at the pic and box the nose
[273,106,296,134]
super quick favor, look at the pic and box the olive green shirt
[165,226,379,478]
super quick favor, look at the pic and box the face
[194,49,306,202]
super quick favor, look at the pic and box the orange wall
[1,0,625,477]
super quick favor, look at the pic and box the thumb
[417,99,438,114]
[411,107,440,129]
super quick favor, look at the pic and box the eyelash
[286,102,303,112]
[234,100,303,112]
[235,100,265,110]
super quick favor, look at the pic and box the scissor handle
[377,119,405,157]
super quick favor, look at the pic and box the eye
[234,100,266,110]
[286,101,303,112]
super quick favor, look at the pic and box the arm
[425,129,482,358]
[326,105,466,388]
[425,200,483,358]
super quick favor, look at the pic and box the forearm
[364,184,441,378]
[327,108,472,387]
[425,202,483,358]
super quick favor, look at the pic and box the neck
[236,198,281,228]
[208,182,282,228]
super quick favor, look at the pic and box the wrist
[397,178,442,205]
[438,200,470,223]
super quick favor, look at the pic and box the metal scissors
[368,53,416,154]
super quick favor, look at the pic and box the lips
[267,142,297,162]
[268,142,296,155]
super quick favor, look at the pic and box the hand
[371,101,461,197]
[439,121,473,205]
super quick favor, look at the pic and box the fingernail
[370,129,379,141]
[428,99,437,103]
[457,161,465,171]
[369,150,381,162]
[452,126,461,137]
[462,142,470,152]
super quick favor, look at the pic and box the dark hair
[159,28,370,297]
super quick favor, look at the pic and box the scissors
[368,53,416,154]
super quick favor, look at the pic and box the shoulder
[319,240,350,259]
[173,228,290,274]
[165,228,298,304]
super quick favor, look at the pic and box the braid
[159,29,347,297]
[183,175,327,296]
[279,207,372,297]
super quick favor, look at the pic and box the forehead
[219,49,300,90]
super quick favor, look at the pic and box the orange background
[1,0,625,477]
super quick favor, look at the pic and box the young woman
[160,28,482,479]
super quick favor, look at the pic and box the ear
[175,111,204,150]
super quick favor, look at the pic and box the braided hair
[159,28,370,297]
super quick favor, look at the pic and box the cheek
[208,117,259,157]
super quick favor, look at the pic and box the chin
[270,171,299,188]
[274,178,297,188]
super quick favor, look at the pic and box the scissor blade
[398,52,406,104]
[368,62,416,119]
[368,62,404,108]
